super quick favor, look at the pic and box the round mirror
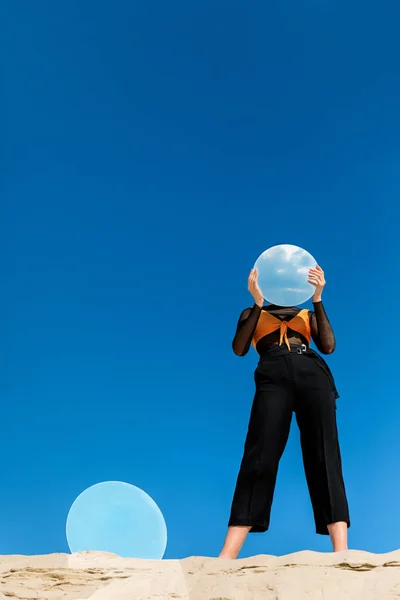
[66,481,167,559]
[254,244,317,307]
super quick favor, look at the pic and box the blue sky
[1,0,400,559]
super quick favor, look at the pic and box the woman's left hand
[308,265,326,302]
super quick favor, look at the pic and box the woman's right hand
[248,268,264,307]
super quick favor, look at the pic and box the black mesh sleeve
[310,300,336,354]
[232,304,263,356]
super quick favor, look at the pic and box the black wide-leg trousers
[228,347,350,535]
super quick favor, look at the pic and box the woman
[219,265,350,559]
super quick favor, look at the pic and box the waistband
[257,344,340,399]
[258,343,310,358]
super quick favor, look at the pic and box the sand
[0,549,399,599]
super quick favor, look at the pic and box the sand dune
[0,549,399,599]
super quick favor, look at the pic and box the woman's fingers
[309,267,325,282]
[248,269,258,285]
[248,268,263,304]
[248,270,256,289]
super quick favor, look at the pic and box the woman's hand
[248,268,264,307]
[308,265,326,302]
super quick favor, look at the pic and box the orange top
[252,309,311,351]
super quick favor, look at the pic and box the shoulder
[238,305,265,320]
[237,307,252,321]
[293,308,313,322]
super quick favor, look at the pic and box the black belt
[290,343,308,355]
[259,343,309,357]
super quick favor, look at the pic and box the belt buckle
[297,344,307,354]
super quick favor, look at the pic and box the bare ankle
[219,525,251,560]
